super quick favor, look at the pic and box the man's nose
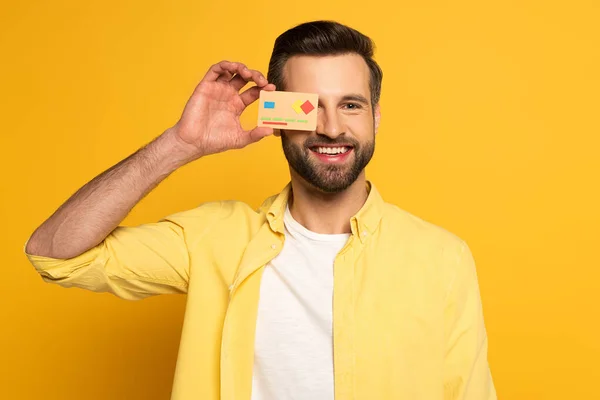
[316,108,344,138]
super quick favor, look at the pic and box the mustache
[304,137,360,148]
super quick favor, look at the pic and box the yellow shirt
[24,181,497,400]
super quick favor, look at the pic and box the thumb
[244,126,274,146]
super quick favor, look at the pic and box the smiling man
[24,21,496,400]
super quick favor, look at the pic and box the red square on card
[300,100,315,114]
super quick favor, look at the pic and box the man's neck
[287,173,369,235]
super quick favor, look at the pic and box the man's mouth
[309,145,353,155]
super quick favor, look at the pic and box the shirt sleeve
[443,242,497,400]
[23,202,222,301]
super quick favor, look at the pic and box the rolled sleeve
[24,202,222,301]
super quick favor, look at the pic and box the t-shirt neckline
[283,204,351,242]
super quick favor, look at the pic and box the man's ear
[374,104,381,135]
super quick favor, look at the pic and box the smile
[310,146,353,155]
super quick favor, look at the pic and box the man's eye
[344,103,361,110]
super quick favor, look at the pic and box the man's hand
[168,60,276,160]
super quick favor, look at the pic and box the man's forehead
[282,54,370,98]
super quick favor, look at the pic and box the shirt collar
[260,181,384,243]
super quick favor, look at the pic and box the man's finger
[239,83,276,106]
[202,61,249,82]
[230,68,269,91]
[240,86,261,107]
[246,126,274,145]
[248,69,269,88]
[229,74,249,91]
[216,71,234,83]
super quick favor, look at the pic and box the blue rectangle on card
[264,101,275,109]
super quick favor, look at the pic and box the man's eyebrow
[340,94,370,105]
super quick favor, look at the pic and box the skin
[278,54,382,234]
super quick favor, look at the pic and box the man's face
[279,54,380,193]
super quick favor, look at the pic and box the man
[24,21,496,400]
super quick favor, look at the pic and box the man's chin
[286,154,364,194]
[303,172,357,194]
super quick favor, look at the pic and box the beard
[281,132,375,193]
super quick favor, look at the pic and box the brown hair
[267,20,383,107]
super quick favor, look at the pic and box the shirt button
[362,232,368,237]
[271,244,277,249]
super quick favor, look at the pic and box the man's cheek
[348,119,374,136]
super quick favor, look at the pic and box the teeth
[315,147,349,155]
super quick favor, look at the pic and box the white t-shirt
[250,205,350,400]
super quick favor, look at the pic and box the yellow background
[2,1,599,398]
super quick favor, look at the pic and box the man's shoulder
[380,202,466,251]
[380,203,472,285]
[164,199,267,226]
